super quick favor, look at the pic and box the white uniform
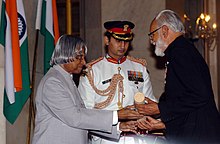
[78,55,158,144]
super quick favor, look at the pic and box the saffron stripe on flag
[8,0,22,92]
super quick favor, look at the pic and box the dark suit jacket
[32,65,120,144]
[158,36,220,144]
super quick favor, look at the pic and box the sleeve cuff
[117,122,122,133]
[112,111,118,125]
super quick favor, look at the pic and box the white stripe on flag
[5,12,15,104]
[17,0,27,45]
[35,0,43,30]
[46,0,54,37]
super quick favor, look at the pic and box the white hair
[155,9,185,33]
[50,34,87,66]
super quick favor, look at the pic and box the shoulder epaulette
[86,56,104,67]
[81,57,104,77]
[127,56,147,67]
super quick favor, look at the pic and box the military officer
[78,21,158,144]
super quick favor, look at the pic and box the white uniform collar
[105,54,127,64]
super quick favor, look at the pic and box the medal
[134,92,145,104]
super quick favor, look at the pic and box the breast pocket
[126,81,138,94]
[127,80,144,92]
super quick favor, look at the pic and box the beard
[154,35,167,57]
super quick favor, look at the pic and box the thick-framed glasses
[148,26,162,40]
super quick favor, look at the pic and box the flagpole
[66,0,72,34]
[26,30,38,144]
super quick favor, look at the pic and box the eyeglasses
[75,55,85,61]
[68,55,85,63]
[148,26,162,40]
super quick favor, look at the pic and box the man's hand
[119,121,138,134]
[135,98,160,115]
[118,105,144,120]
[137,116,165,131]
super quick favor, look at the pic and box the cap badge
[123,25,129,31]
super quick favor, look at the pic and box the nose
[120,41,125,48]
[81,57,86,65]
[150,39,156,45]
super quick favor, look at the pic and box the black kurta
[158,36,220,144]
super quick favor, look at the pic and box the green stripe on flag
[0,1,5,45]
[43,30,54,74]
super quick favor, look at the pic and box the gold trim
[85,65,125,109]
[123,25,129,31]
[127,56,147,67]
[108,30,132,35]
[112,33,133,41]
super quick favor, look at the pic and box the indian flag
[36,0,59,74]
[0,0,31,124]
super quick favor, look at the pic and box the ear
[104,36,109,45]
[161,25,169,39]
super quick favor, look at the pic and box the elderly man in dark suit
[136,10,220,144]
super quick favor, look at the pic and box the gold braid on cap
[107,30,133,41]
[85,58,124,109]
[112,33,133,41]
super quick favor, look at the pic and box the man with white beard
[136,9,220,144]
[153,33,166,57]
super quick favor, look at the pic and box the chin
[117,53,125,58]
